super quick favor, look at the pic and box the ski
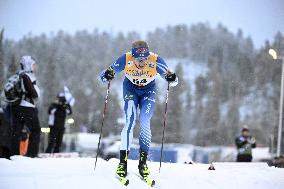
[116,175,129,186]
[142,177,155,187]
[135,173,155,187]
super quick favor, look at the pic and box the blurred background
[0,0,284,163]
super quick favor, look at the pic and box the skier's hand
[248,137,256,144]
[103,66,115,81]
[62,103,70,109]
[165,71,178,87]
[165,71,176,82]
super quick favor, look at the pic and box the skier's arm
[100,54,126,82]
[156,56,169,75]
[65,103,72,115]
[156,56,178,86]
[48,103,57,115]
[252,142,256,148]
[235,136,247,148]
[249,136,256,148]
[22,74,39,98]
[111,54,127,73]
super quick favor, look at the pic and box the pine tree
[6,53,18,77]
[165,63,186,143]
[192,75,207,144]
[0,29,4,91]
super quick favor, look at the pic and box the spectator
[45,93,72,153]
[10,56,41,158]
[235,126,256,162]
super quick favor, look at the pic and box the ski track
[0,156,284,189]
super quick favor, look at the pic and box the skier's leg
[248,155,253,162]
[116,95,137,180]
[116,150,128,178]
[54,128,65,153]
[45,127,56,153]
[116,85,138,178]
[139,89,156,153]
[138,149,150,177]
[138,89,156,179]
[10,106,24,156]
[237,154,252,162]
[120,91,138,151]
[26,108,40,157]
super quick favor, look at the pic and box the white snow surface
[0,156,284,189]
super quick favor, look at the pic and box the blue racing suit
[101,51,170,153]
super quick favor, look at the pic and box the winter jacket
[48,102,72,129]
[18,56,40,108]
[235,135,256,156]
[20,72,40,108]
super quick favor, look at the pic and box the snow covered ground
[1,156,284,189]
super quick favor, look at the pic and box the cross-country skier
[100,40,178,185]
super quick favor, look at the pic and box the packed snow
[0,156,283,189]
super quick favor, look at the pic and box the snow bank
[0,156,284,189]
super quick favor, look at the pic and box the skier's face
[134,57,148,69]
[32,63,38,72]
[242,130,249,137]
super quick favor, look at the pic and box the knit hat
[242,125,249,132]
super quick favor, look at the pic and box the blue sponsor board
[128,147,177,163]
[192,148,209,163]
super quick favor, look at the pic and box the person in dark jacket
[235,126,256,162]
[45,93,72,153]
[10,56,41,158]
[0,107,11,159]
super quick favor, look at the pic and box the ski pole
[159,82,170,173]
[94,81,111,171]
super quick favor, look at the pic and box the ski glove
[165,72,177,82]
[248,137,256,144]
[104,67,115,81]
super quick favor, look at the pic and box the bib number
[133,78,147,86]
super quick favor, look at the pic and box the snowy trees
[166,63,186,143]
[1,24,283,147]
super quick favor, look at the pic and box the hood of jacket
[20,56,36,72]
